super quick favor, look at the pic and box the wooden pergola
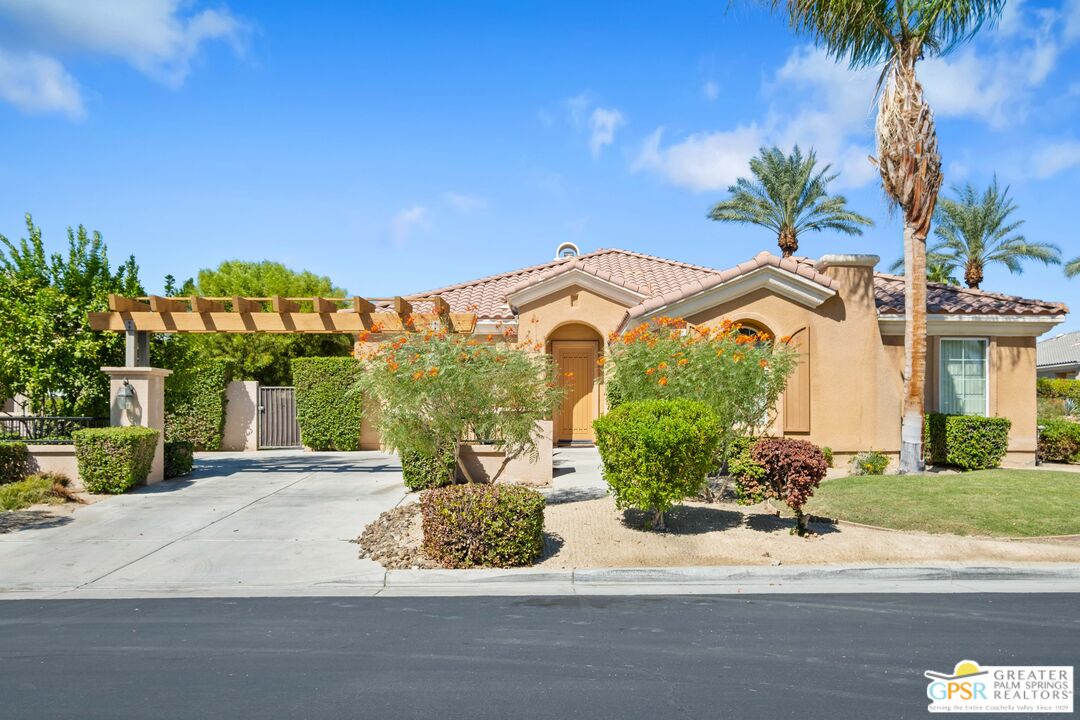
[89,294,476,366]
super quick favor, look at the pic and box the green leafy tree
[773,0,1007,472]
[605,317,798,459]
[930,178,1059,289]
[708,145,872,257]
[188,261,353,385]
[0,214,142,415]
[356,331,564,486]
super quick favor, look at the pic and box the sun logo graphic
[925,659,1073,714]
[925,660,989,703]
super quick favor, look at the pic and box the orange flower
[780,335,792,344]
[658,376,668,386]
[677,358,688,366]
[428,367,439,377]
[412,370,424,381]
[759,359,768,368]
[658,361,668,370]
[564,371,575,379]
[596,357,606,366]
[387,359,400,371]
[369,321,385,333]
[645,367,656,375]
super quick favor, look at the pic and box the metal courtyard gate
[258,386,302,449]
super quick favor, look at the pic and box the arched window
[734,321,773,348]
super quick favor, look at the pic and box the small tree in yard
[731,437,828,536]
[605,317,798,461]
[356,329,564,487]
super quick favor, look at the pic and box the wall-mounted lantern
[117,379,136,413]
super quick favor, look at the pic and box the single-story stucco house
[1037,331,1080,379]
[365,244,1067,466]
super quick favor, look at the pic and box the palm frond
[773,1,1007,68]
[1066,257,1080,278]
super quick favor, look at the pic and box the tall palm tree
[773,0,1006,473]
[708,145,872,257]
[1065,257,1080,278]
[932,178,1060,289]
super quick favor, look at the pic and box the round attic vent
[555,242,580,259]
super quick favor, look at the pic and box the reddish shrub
[750,437,828,535]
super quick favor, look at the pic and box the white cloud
[633,126,764,191]
[588,107,624,158]
[0,48,82,118]
[445,191,487,213]
[635,45,876,191]
[702,79,719,101]
[0,0,247,116]
[1028,140,1080,179]
[390,205,430,245]
[1066,0,1080,42]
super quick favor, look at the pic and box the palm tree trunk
[778,227,798,257]
[876,57,942,474]
[900,223,928,473]
[964,261,983,289]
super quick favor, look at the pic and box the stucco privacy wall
[27,445,82,490]
[221,380,259,452]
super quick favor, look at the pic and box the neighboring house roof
[408,248,1067,322]
[874,273,1067,316]
[1037,331,1080,369]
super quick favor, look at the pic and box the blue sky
[1,1,1078,333]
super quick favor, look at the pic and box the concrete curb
[5,564,1080,600]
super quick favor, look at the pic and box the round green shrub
[421,483,545,568]
[401,447,457,491]
[592,398,721,530]
[164,440,194,479]
[73,426,159,494]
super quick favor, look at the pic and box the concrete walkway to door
[0,451,407,598]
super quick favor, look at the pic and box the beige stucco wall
[27,445,83,490]
[221,380,259,451]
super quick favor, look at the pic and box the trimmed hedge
[593,398,720,530]
[292,357,364,451]
[164,440,194,479]
[165,359,233,450]
[421,483,545,568]
[0,441,30,485]
[1037,378,1080,405]
[924,414,1011,470]
[1038,418,1080,464]
[401,447,456,491]
[73,426,159,494]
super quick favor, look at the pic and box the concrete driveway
[0,451,407,597]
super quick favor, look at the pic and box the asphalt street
[1,593,1076,719]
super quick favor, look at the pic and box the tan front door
[553,340,599,444]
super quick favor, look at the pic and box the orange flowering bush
[356,330,565,487]
[605,317,798,458]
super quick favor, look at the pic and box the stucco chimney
[816,254,879,313]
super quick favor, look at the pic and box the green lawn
[807,469,1080,538]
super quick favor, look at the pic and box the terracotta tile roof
[413,248,725,320]
[874,272,1068,316]
[404,248,1067,322]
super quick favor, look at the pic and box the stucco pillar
[101,366,173,484]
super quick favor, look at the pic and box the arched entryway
[548,322,604,445]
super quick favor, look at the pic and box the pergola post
[124,320,150,367]
[101,366,172,484]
